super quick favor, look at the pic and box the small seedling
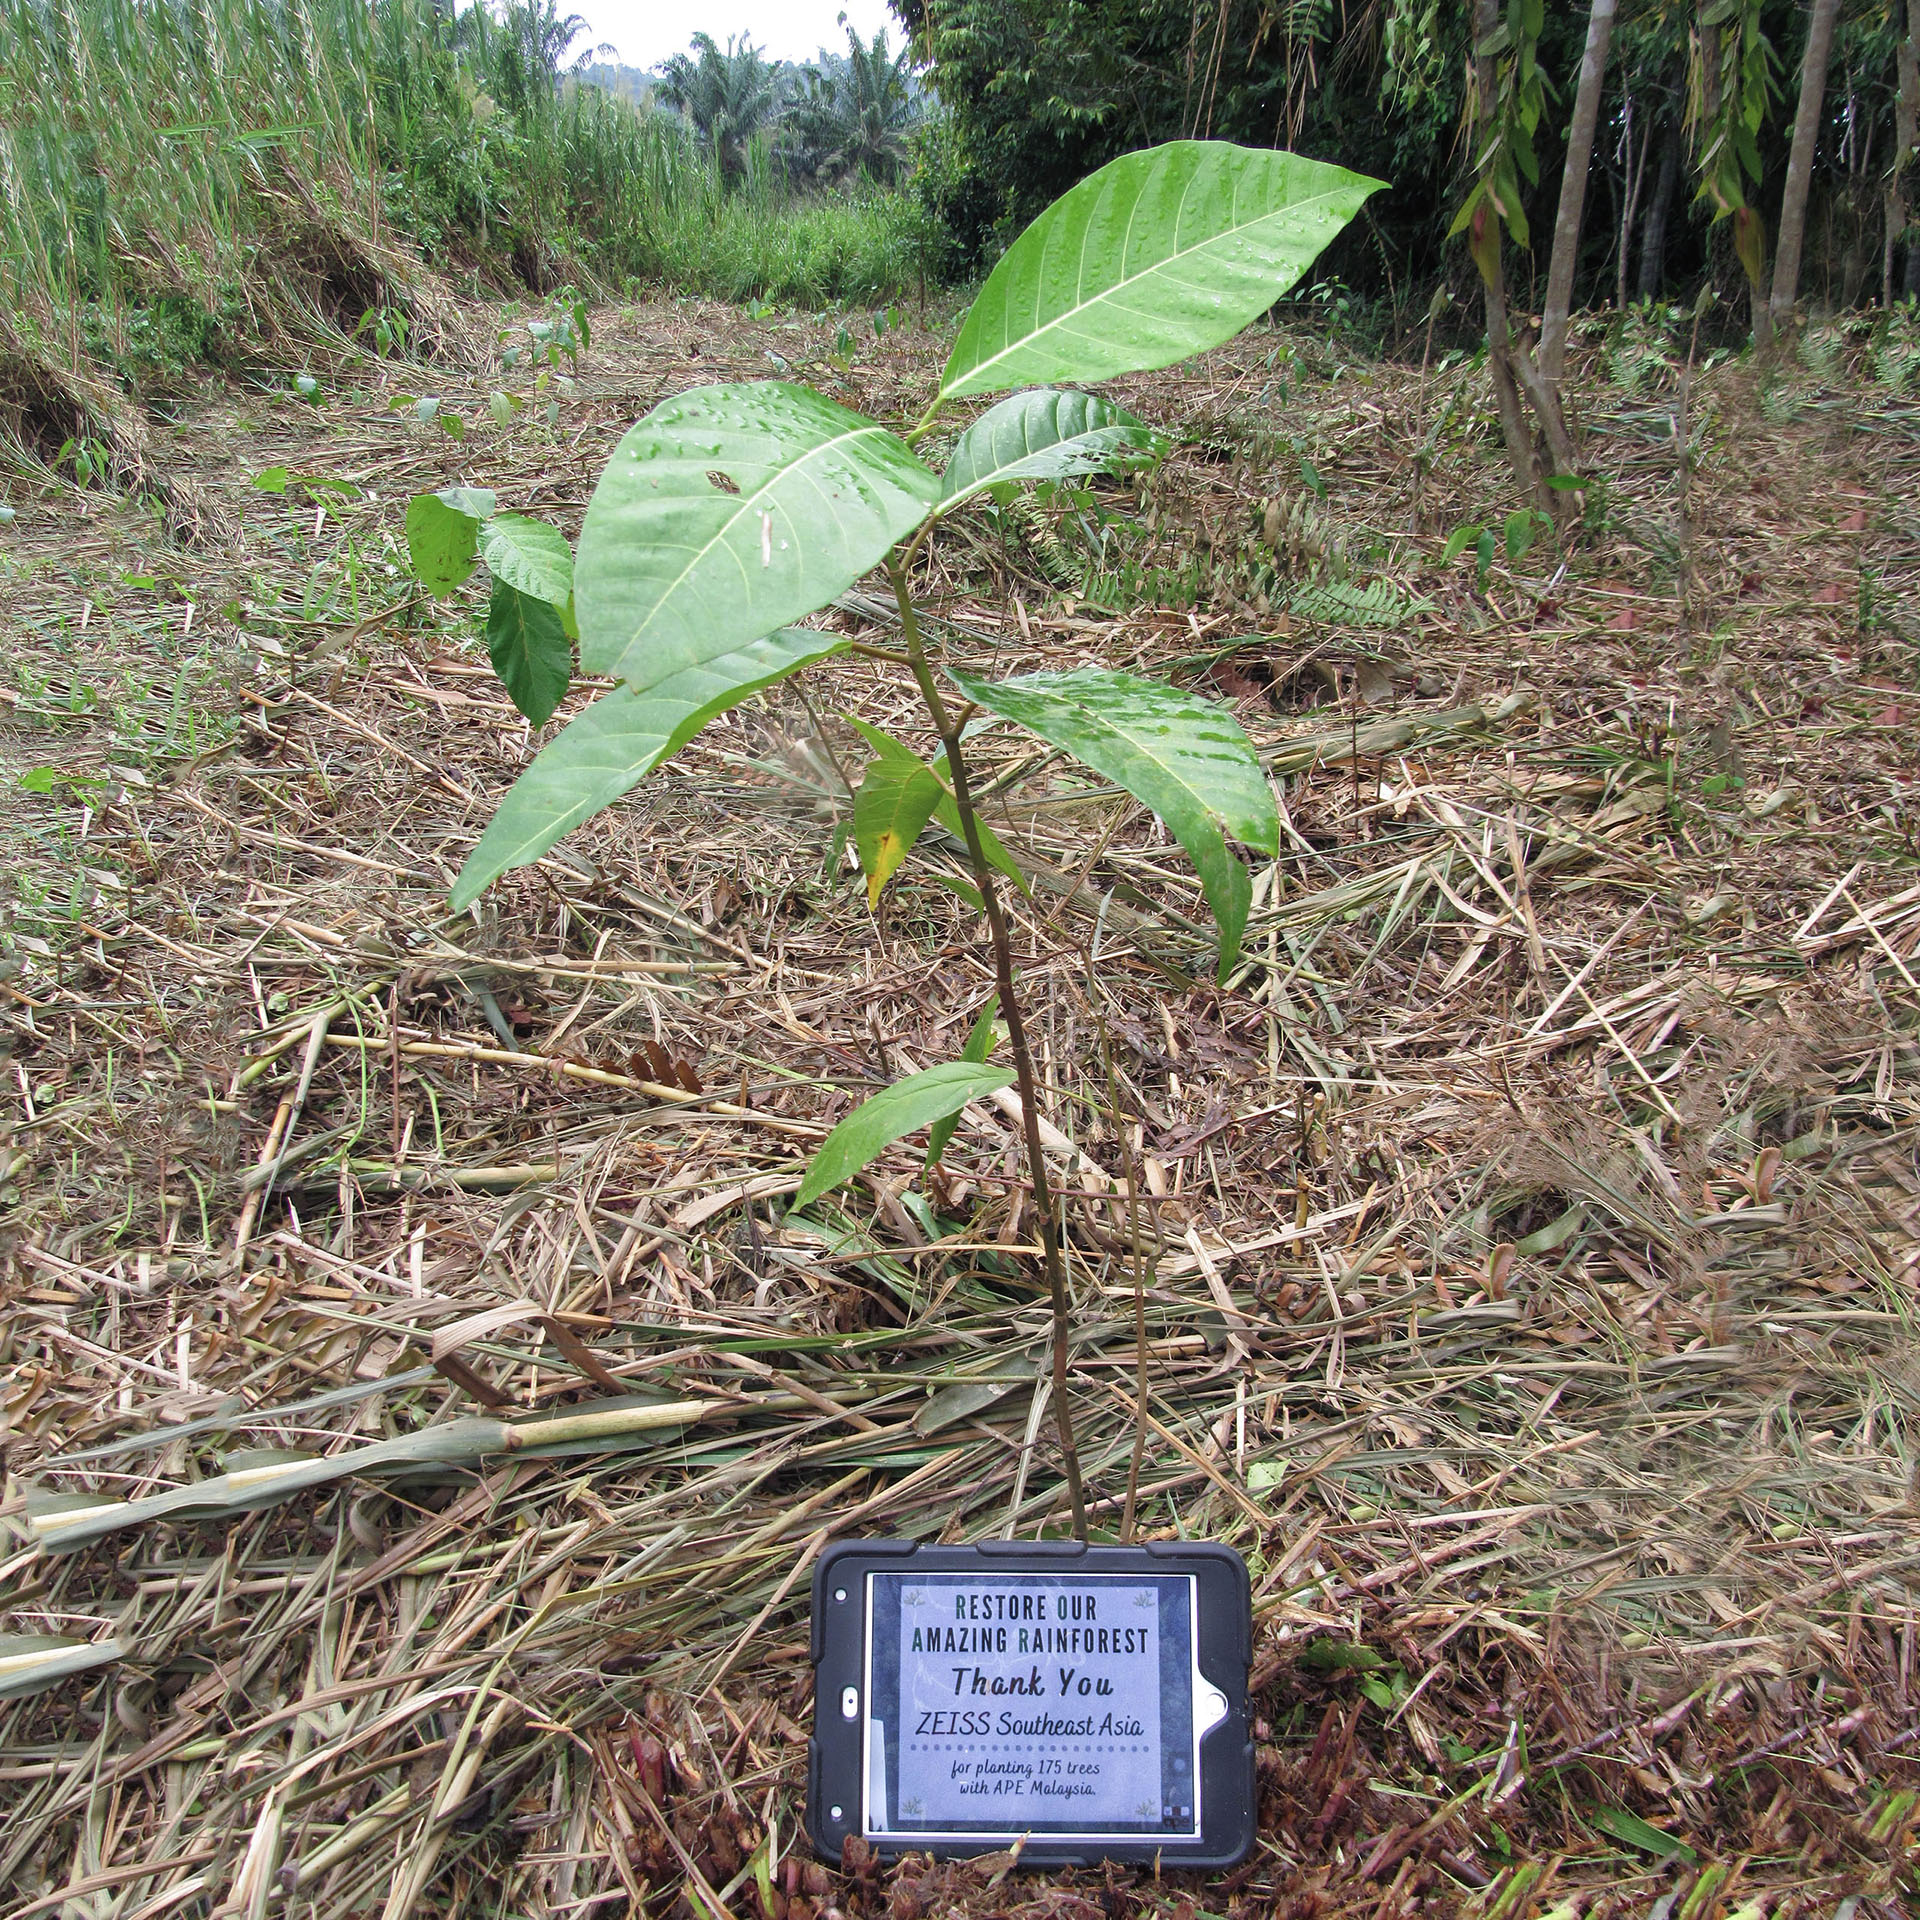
[441,140,1382,1534]
[355,305,411,357]
[402,488,575,726]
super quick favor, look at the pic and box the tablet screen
[861,1571,1204,1843]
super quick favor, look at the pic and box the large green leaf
[854,755,948,908]
[482,513,572,607]
[793,1062,1015,1211]
[941,389,1165,507]
[405,487,495,595]
[452,627,846,910]
[576,383,940,684]
[844,718,1028,895]
[948,667,1277,979]
[939,142,1384,400]
[486,580,572,727]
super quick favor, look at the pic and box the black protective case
[806,1537,1254,1869]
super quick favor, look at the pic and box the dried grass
[0,298,1916,1917]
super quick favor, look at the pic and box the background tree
[656,31,782,182]
[1456,0,1577,507]
[1767,0,1843,328]
[783,27,921,185]
[1885,0,1919,299]
[1686,0,1779,344]
[1542,0,1618,380]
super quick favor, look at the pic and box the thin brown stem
[887,557,1088,1538]
[1093,1011,1150,1544]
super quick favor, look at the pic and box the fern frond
[1286,577,1431,629]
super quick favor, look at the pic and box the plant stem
[886,557,1088,1539]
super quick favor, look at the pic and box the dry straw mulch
[0,293,1916,1918]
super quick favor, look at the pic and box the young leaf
[452,628,847,910]
[575,382,940,685]
[940,390,1165,509]
[948,666,1277,979]
[844,717,1028,895]
[940,141,1384,400]
[1588,1806,1697,1864]
[405,488,496,595]
[1504,507,1538,561]
[854,755,948,908]
[1440,523,1483,566]
[482,513,573,608]
[486,581,572,727]
[925,996,999,1171]
[792,1063,1016,1211]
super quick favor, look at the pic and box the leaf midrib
[945,166,1357,398]
[991,679,1263,846]
[943,423,1148,504]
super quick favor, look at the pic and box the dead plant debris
[0,295,1916,1917]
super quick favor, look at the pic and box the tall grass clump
[0,0,926,431]
[624,136,927,306]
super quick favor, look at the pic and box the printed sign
[864,1572,1198,1839]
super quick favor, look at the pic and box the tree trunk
[1639,112,1682,298]
[1469,0,1579,508]
[1542,0,1618,380]
[1891,0,1920,306]
[1768,0,1843,328]
[1617,94,1648,314]
[1478,230,1552,508]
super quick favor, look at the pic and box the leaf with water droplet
[940,390,1166,509]
[576,382,939,686]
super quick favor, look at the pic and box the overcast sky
[574,0,902,71]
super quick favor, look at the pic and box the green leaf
[1504,507,1538,561]
[1441,523,1484,566]
[843,718,1028,895]
[940,390,1164,508]
[482,513,573,608]
[486,581,572,727]
[1301,455,1327,500]
[926,996,999,1171]
[405,489,495,595]
[1514,1203,1584,1255]
[854,755,948,908]
[1588,1807,1697,1864]
[451,628,846,910]
[1357,1671,1399,1710]
[251,465,289,494]
[793,1063,1016,1211]
[947,667,1277,979]
[1297,1638,1384,1674]
[575,382,940,685]
[939,141,1384,401]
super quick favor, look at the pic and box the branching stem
[886,555,1088,1539]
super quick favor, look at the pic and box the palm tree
[656,33,782,182]
[784,27,919,185]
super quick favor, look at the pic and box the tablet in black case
[807,1538,1254,1868]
